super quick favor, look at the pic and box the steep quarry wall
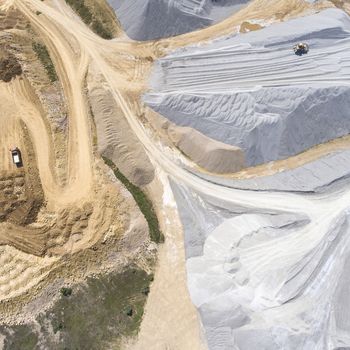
[145,9,350,167]
[108,0,250,40]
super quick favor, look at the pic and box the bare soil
[0,54,22,82]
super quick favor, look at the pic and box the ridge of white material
[144,8,350,349]
[145,9,350,166]
[171,170,350,349]
[108,0,250,40]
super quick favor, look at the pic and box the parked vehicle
[10,147,23,167]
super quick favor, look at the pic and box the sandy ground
[0,0,147,322]
[1,0,350,348]
[0,113,23,174]
[8,0,210,346]
[128,174,207,350]
[157,0,333,51]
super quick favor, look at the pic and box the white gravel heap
[108,0,249,40]
[145,9,350,166]
[172,169,350,349]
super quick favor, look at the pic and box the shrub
[64,0,113,39]
[32,42,57,82]
[91,20,113,40]
[60,287,72,297]
[124,306,133,317]
[141,286,150,296]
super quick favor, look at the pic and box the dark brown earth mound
[0,54,22,82]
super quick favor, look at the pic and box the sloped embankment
[109,0,250,40]
[145,9,350,167]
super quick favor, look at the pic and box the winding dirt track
[6,0,350,348]
[5,0,93,209]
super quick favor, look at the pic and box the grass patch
[45,269,151,348]
[32,42,57,82]
[64,0,113,39]
[103,157,164,244]
[1,325,38,350]
[0,268,153,349]
[60,287,72,297]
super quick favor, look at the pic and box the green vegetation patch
[103,157,164,244]
[32,42,58,82]
[0,268,153,350]
[64,0,113,39]
[60,287,72,297]
[1,325,38,350]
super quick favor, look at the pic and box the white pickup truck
[10,147,23,167]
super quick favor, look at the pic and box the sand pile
[88,71,154,187]
[168,124,245,173]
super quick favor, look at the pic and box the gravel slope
[145,9,350,166]
[108,0,250,40]
[172,159,350,349]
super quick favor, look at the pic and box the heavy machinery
[293,42,309,56]
[10,147,23,167]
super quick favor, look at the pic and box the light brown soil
[328,0,350,13]
[240,21,263,33]
[0,2,152,323]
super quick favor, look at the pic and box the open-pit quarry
[0,0,350,349]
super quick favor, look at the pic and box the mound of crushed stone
[145,9,350,167]
[108,0,250,40]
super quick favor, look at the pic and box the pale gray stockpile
[145,9,350,166]
[108,0,249,40]
[172,160,350,349]
[145,8,350,350]
[194,149,350,192]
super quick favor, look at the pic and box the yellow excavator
[293,42,309,56]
